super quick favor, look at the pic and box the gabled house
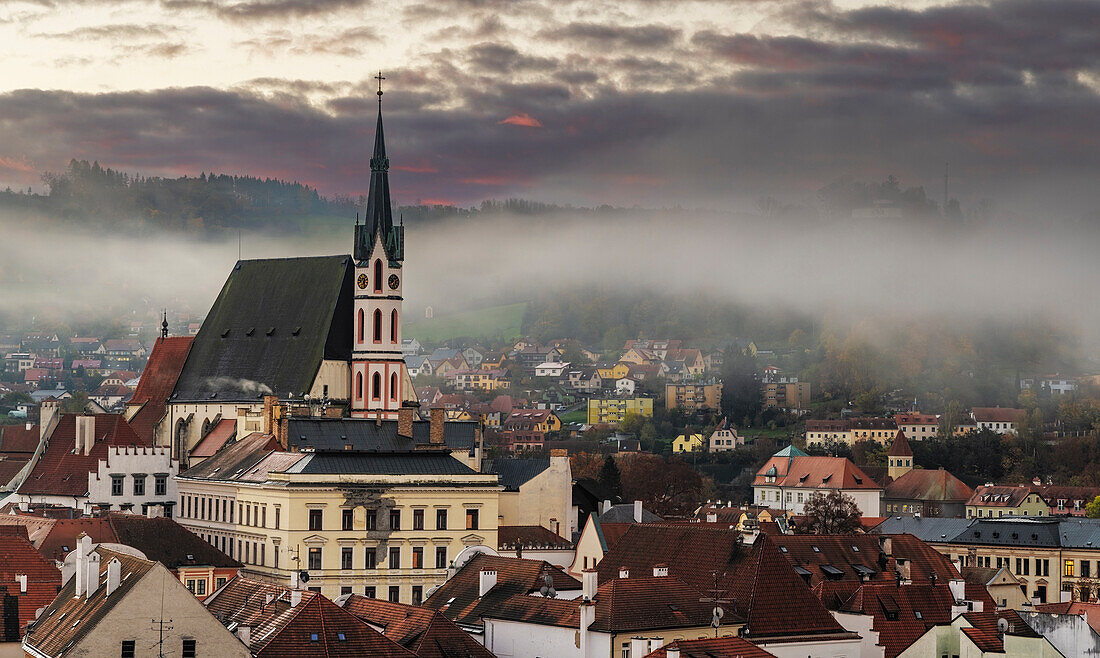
[966,485,1048,518]
[971,407,1028,435]
[899,610,1059,657]
[708,419,742,452]
[753,445,883,517]
[484,451,572,538]
[337,593,495,657]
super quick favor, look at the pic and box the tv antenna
[699,570,732,638]
[149,570,175,658]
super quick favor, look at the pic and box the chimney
[276,414,289,449]
[429,406,445,445]
[106,558,121,595]
[77,416,95,456]
[398,402,418,439]
[237,626,251,646]
[633,500,643,523]
[653,564,669,577]
[262,395,278,433]
[74,533,91,597]
[25,422,32,431]
[602,500,612,514]
[84,551,101,597]
[582,569,598,599]
[39,400,59,441]
[881,536,893,556]
[375,409,383,427]
[630,637,649,658]
[17,574,27,593]
[667,648,681,658]
[707,512,718,523]
[290,590,302,607]
[550,448,568,465]
[479,569,497,597]
[619,567,629,579]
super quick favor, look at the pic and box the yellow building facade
[597,363,630,380]
[672,433,705,453]
[587,397,654,425]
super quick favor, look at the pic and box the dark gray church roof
[288,452,475,476]
[285,417,477,453]
[483,458,550,491]
[172,255,354,402]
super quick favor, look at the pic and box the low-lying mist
[1,209,1098,357]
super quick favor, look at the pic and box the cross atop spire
[375,71,385,104]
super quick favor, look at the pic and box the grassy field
[404,302,527,344]
[559,410,588,425]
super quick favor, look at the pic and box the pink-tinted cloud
[498,113,543,128]
[0,155,38,174]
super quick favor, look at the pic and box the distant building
[586,397,654,425]
[971,407,1028,435]
[672,433,705,453]
[665,380,723,412]
[894,412,939,441]
[708,418,743,452]
[966,485,1048,518]
[753,445,883,517]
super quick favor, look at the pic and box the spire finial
[375,71,385,105]
[161,310,169,339]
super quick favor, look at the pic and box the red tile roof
[754,456,881,490]
[0,423,39,453]
[645,637,777,658]
[1034,600,1100,634]
[0,530,61,638]
[204,577,413,657]
[338,594,495,658]
[498,525,574,551]
[971,407,1028,423]
[423,553,580,631]
[17,414,147,496]
[884,469,972,503]
[965,484,1037,508]
[190,418,237,458]
[887,430,912,457]
[127,336,193,442]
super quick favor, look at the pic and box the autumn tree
[799,491,862,534]
[570,452,604,481]
[619,454,716,517]
[1087,495,1100,519]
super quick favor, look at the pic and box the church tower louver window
[351,72,408,419]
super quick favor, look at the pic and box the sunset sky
[1,0,1098,212]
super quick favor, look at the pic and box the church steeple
[355,72,403,264]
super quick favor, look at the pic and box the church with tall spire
[351,73,408,419]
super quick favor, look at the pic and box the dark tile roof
[589,576,730,632]
[172,255,354,402]
[598,504,662,523]
[17,414,146,496]
[483,458,550,491]
[178,432,283,481]
[337,594,496,658]
[498,525,574,551]
[884,468,972,503]
[0,531,61,638]
[645,637,777,657]
[24,548,155,656]
[286,417,477,452]
[971,407,1028,423]
[127,336,193,442]
[422,553,579,631]
[872,516,973,543]
[287,452,476,476]
[772,534,959,592]
[952,517,1063,547]
[838,582,959,658]
[204,577,413,657]
[0,423,39,453]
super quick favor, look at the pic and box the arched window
[355,372,363,400]
[372,372,381,400]
[374,259,382,292]
[373,309,382,342]
[390,372,398,400]
[390,309,398,343]
[357,309,364,343]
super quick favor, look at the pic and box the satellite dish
[997,617,1009,633]
[713,606,724,619]
[298,571,310,584]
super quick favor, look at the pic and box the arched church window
[357,309,364,343]
[373,309,382,342]
[374,259,382,292]
[390,310,398,343]
[390,372,398,400]
[372,372,381,400]
[355,372,363,400]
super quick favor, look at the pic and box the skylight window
[338,633,347,641]
[310,633,319,642]
[812,545,821,553]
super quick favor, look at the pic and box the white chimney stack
[706,513,717,523]
[633,500,642,523]
[948,578,966,602]
[17,574,27,593]
[619,567,629,579]
[106,558,121,595]
[84,551,101,597]
[74,533,92,597]
[77,416,95,456]
[237,626,251,646]
[667,648,680,658]
[290,590,302,607]
[40,400,59,441]
[630,637,649,658]
[603,500,612,514]
[479,569,498,597]
[582,569,598,599]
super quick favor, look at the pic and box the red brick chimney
[398,402,419,439]
[262,395,278,434]
[429,406,445,445]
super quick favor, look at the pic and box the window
[374,259,383,292]
[412,547,423,569]
[342,509,354,531]
[390,372,398,400]
[274,506,280,529]
[436,509,447,530]
[133,475,145,496]
[262,506,267,528]
[308,547,322,570]
[342,547,353,570]
[373,309,382,342]
[122,640,136,658]
[1084,561,1092,578]
[155,474,167,496]
[365,548,377,569]
[412,585,423,605]
[358,309,364,343]
[366,509,377,530]
[216,577,227,590]
[388,586,400,602]
[356,372,363,400]
[309,509,323,531]
[466,508,479,530]
[1036,585,1047,602]
[111,475,124,496]
[436,546,448,569]
[373,372,381,400]
[390,509,401,530]
[365,586,376,598]
[341,586,352,596]
[389,547,400,569]
[391,310,398,344]
[246,505,251,526]
[413,509,424,530]
[194,580,206,596]
[1065,560,1075,577]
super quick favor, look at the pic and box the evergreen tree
[597,455,623,501]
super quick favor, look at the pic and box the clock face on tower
[357,273,368,289]
[388,274,400,290]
